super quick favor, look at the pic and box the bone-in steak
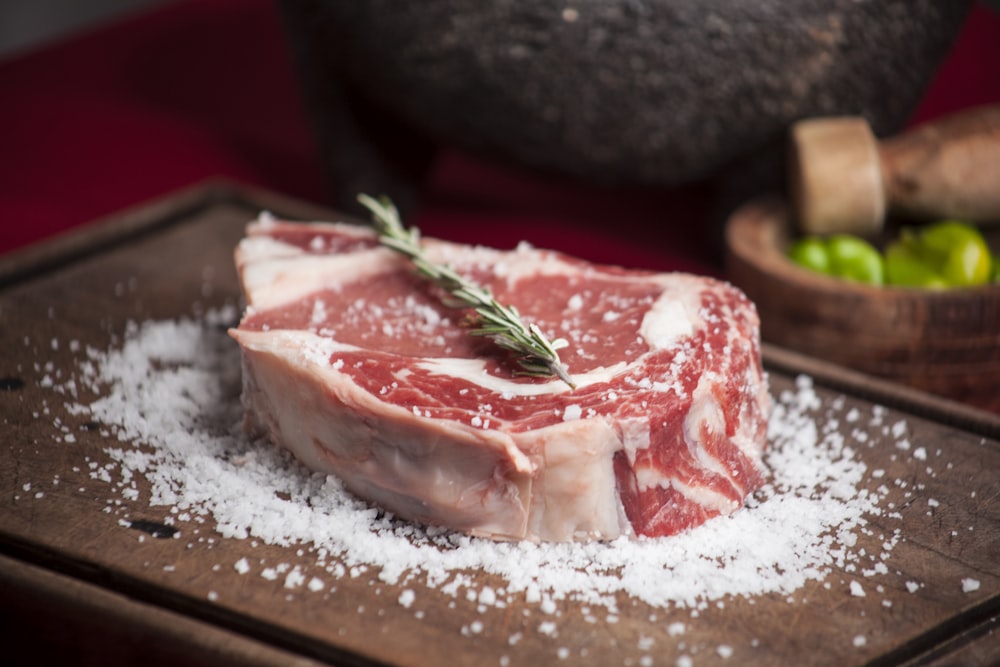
[229,215,770,541]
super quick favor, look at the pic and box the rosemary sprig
[357,194,575,389]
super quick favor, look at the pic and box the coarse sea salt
[63,309,898,613]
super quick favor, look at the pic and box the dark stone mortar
[277,0,971,223]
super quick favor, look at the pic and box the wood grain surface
[1,182,997,666]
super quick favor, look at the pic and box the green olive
[885,241,949,289]
[787,237,831,274]
[825,235,885,285]
[919,220,993,287]
[896,221,992,287]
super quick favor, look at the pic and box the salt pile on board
[65,307,899,612]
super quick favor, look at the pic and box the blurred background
[0,0,164,57]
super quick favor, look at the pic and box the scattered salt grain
[853,634,866,648]
[849,581,866,598]
[234,557,251,575]
[398,589,415,608]
[961,578,981,593]
[561,404,582,422]
[717,644,734,659]
[479,586,497,607]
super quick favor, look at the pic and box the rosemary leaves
[357,194,575,389]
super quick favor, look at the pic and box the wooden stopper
[788,117,885,237]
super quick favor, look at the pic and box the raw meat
[229,214,770,542]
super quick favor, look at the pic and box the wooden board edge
[762,343,1000,439]
[0,551,343,667]
[890,602,1000,667]
[0,532,394,667]
[0,179,341,289]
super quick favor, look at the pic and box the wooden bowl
[725,196,1000,413]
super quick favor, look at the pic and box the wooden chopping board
[0,182,997,666]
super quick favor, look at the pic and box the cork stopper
[788,117,885,236]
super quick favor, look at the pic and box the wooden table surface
[1,182,997,666]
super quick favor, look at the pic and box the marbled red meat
[229,214,770,541]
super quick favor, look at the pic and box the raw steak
[229,214,770,542]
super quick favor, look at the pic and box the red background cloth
[1,0,999,275]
